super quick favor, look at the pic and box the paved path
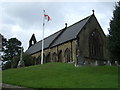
[1,83,35,90]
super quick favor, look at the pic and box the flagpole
[41,10,45,64]
[20,46,22,61]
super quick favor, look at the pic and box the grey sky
[0,1,116,51]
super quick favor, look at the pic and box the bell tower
[29,34,37,48]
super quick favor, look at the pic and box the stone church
[26,12,107,66]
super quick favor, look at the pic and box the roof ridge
[65,15,92,30]
[26,14,93,54]
[28,29,63,49]
[49,27,66,47]
[36,29,62,44]
[37,14,92,44]
[50,14,92,47]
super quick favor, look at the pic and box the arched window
[36,56,41,64]
[46,53,51,63]
[64,48,71,62]
[42,54,46,64]
[58,50,62,62]
[89,30,103,59]
[52,52,57,62]
[33,57,37,65]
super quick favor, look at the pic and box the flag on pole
[44,10,51,21]
[44,14,51,21]
[41,10,51,64]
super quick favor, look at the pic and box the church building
[26,12,107,66]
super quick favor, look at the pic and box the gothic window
[58,50,62,62]
[37,56,41,64]
[52,52,57,62]
[64,48,71,62]
[46,53,51,63]
[43,54,46,64]
[33,57,37,65]
[32,41,34,45]
[89,30,103,59]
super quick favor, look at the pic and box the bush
[23,53,34,66]
[12,56,20,68]
[2,61,11,70]
[11,53,34,68]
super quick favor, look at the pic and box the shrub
[23,53,34,66]
[11,53,34,68]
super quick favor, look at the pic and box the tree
[2,38,22,67]
[108,1,120,64]
[0,34,6,61]
[2,35,7,52]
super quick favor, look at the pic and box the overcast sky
[0,1,118,51]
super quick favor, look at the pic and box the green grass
[2,62,119,88]
[0,70,2,83]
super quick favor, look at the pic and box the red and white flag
[44,14,51,21]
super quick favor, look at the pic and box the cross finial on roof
[92,10,95,14]
[65,23,67,28]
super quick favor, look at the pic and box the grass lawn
[0,70,2,83]
[2,62,119,88]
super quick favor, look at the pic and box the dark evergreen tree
[2,38,22,67]
[1,35,7,52]
[108,1,120,64]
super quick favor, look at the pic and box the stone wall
[77,15,107,65]
[31,40,77,64]
[50,40,77,63]
[31,52,40,58]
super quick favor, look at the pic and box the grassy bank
[2,63,119,88]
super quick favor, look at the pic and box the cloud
[0,2,115,51]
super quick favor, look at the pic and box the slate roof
[51,15,91,47]
[26,14,92,55]
[26,30,62,54]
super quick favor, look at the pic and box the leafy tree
[108,1,120,64]
[2,35,7,52]
[2,38,22,67]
